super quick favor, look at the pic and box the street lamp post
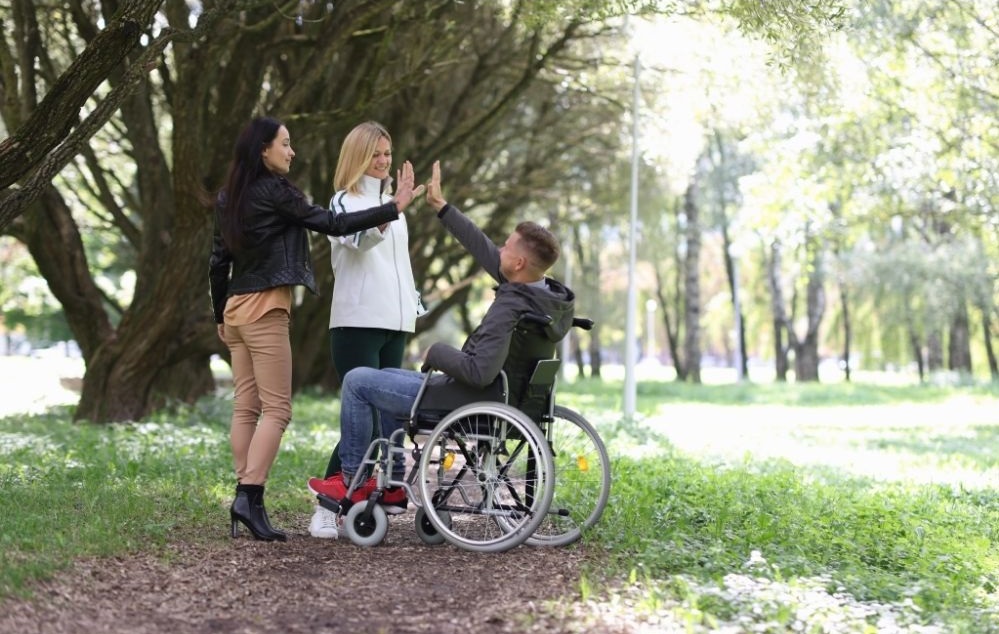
[624,54,640,420]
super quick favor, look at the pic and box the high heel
[229,484,287,542]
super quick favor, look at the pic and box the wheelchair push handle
[519,312,594,331]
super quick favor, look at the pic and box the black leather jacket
[209,174,398,323]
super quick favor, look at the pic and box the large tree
[1,0,847,421]
[1,0,634,421]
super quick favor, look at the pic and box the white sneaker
[309,505,339,539]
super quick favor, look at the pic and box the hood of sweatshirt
[499,276,575,343]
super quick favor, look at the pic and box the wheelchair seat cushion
[408,377,504,432]
[419,376,505,413]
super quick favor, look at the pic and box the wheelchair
[316,315,611,553]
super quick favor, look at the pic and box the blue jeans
[337,367,425,477]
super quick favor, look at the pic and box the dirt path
[0,359,638,633]
[0,511,628,634]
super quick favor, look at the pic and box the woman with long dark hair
[209,116,420,541]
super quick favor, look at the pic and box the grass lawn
[1,360,998,632]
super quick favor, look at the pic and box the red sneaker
[380,486,408,515]
[308,473,376,504]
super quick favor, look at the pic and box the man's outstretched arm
[425,160,502,282]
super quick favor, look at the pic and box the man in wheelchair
[307,160,575,522]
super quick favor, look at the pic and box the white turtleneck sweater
[327,175,418,332]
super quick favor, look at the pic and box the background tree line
[600,0,998,388]
[8,0,993,425]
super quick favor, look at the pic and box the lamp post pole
[624,54,640,419]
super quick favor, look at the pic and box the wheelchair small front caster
[344,501,388,547]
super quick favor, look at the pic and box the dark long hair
[219,116,283,251]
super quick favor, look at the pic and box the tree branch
[0,0,164,190]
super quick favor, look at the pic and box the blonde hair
[333,121,392,195]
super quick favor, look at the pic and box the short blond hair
[333,121,392,194]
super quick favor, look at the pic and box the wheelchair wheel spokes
[492,440,539,510]
[418,404,554,553]
[526,405,611,547]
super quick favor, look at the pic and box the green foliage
[0,398,333,597]
[0,239,72,344]
[2,308,73,345]
[597,455,998,615]
[725,0,847,70]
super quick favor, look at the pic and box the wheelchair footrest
[315,493,342,514]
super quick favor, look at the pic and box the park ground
[0,356,648,633]
[1,356,997,632]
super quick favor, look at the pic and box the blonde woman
[309,121,421,538]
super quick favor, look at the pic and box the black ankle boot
[230,484,287,542]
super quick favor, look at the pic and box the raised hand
[394,161,424,212]
[426,160,447,211]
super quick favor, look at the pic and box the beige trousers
[225,309,292,485]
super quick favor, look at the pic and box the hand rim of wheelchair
[416,401,555,553]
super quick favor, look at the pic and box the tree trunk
[681,184,701,383]
[74,197,215,421]
[829,197,851,383]
[588,322,603,379]
[568,221,605,380]
[75,4,226,421]
[983,306,998,382]
[985,323,999,381]
[909,328,925,383]
[773,318,788,381]
[947,300,971,375]
[721,225,748,381]
[766,241,789,382]
[795,331,821,381]
[10,188,115,359]
[790,237,825,382]
[927,330,944,372]
[840,285,852,382]
[570,331,586,378]
[654,265,683,381]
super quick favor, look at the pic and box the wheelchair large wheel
[526,405,611,547]
[418,402,554,553]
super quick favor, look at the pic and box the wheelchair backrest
[503,315,564,420]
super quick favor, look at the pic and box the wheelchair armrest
[408,369,436,423]
[529,358,562,386]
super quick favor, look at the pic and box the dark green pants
[324,327,408,478]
